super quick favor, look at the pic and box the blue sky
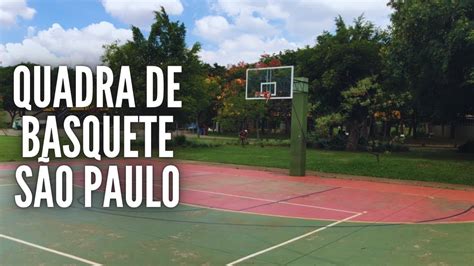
[0,0,392,66]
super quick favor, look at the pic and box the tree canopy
[1,2,472,150]
[102,8,207,125]
[387,0,474,124]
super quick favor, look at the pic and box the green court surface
[1,184,473,265]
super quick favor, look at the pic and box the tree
[102,8,208,128]
[0,66,18,126]
[341,77,381,150]
[387,0,474,138]
[291,16,388,149]
[215,62,265,133]
[254,54,292,136]
[215,55,295,137]
[298,16,388,117]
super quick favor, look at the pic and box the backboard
[245,66,294,100]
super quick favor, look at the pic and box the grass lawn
[0,135,472,186]
[0,135,22,162]
[174,145,474,186]
[0,111,11,128]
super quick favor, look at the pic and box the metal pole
[289,77,308,176]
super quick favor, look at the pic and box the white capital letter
[167,66,181,108]
[147,66,164,107]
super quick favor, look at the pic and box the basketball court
[1,66,472,265]
[1,159,473,265]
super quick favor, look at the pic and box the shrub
[357,137,369,151]
[387,143,410,152]
[306,132,319,148]
[309,134,347,150]
[458,140,474,153]
[174,135,187,146]
[370,141,409,152]
[260,139,290,146]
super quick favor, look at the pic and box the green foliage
[170,135,221,148]
[255,139,291,147]
[387,0,474,123]
[288,16,393,150]
[309,135,348,151]
[215,63,266,132]
[173,135,187,146]
[341,77,381,121]
[0,66,20,125]
[102,8,208,124]
[370,141,410,153]
[342,77,381,150]
[315,113,344,135]
[296,16,387,115]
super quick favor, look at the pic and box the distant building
[431,115,474,141]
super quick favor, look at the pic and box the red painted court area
[6,159,474,224]
[176,162,474,224]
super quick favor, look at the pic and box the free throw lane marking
[183,187,360,214]
[226,212,365,265]
[0,234,102,265]
[0,182,36,187]
[0,183,17,187]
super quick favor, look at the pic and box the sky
[0,0,393,67]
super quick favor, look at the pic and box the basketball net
[255,91,272,103]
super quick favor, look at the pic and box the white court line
[226,211,365,265]
[0,234,101,265]
[183,187,359,214]
[0,183,16,187]
[0,182,36,187]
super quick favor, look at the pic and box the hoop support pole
[289,77,308,176]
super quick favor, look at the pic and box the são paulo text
[14,164,180,208]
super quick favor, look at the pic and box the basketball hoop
[255,91,272,103]
[245,66,293,100]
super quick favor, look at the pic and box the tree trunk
[412,111,418,139]
[360,119,369,140]
[256,116,260,141]
[285,116,291,136]
[196,115,200,138]
[382,121,388,141]
[412,123,417,139]
[450,122,456,139]
[346,121,361,151]
[8,110,17,127]
[369,117,376,139]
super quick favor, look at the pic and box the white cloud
[233,14,277,36]
[195,14,276,42]
[213,0,288,20]
[26,25,36,37]
[0,0,36,27]
[282,0,391,38]
[101,0,183,27]
[0,22,132,67]
[199,34,298,66]
[195,16,230,41]
[196,0,392,65]
[215,0,391,39]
